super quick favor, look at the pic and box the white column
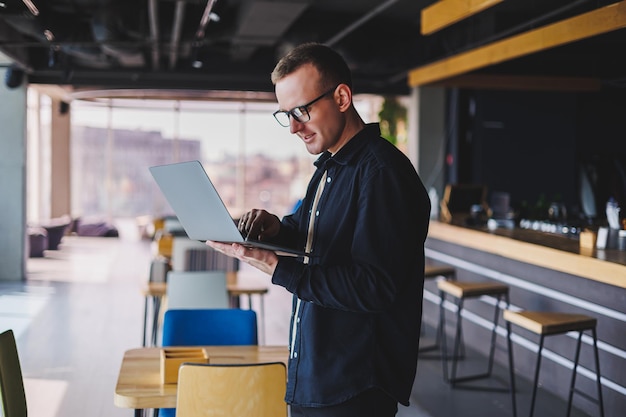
[0,59,27,281]
[407,85,447,217]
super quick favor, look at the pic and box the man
[209,42,430,417]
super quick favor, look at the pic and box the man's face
[274,64,345,155]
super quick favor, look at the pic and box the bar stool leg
[506,320,517,417]
[450,298,465,382]
[439,289,450,382]
[565,328,604,417]
[441,291,507,385]
[592,328,605,417]
[566,331,584,417]
[485,293,506,377]
[436,291,465,360]
[438,290,465,381]
[529,334,545,417]
[420,271,456,353]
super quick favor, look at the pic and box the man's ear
[335,84,352,111]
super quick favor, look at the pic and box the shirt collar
[314,123,380,168]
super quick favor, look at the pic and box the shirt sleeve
[272,158,430,313]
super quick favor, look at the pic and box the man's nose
[289,118,304,133]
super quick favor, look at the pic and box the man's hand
[207,241,279,276]
[238,209,281,241]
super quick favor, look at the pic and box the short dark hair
[271,42,352,90]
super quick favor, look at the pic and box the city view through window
[57,95,387,227]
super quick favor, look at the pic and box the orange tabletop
[114,345,289,410]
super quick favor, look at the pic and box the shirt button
[315,211,319,216]
[297,317,300,323]
[326,176,332,183]
[293,352,298,358]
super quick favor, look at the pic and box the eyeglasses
[272,85,338,127]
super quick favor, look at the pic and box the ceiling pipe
[195,0,219,40]
[21,0,39,16]
[148,0,160,70]
[169,1,186,69]
[325,0,400,46]
[191,0,219,68]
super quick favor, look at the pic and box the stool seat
[425,265,456,279]
[503,311,596,335]
[438,280,509,298]
[504,310,604,417]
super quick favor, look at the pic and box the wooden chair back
[176,362,287,417]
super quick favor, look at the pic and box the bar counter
[423,220,625,416]
[427,221,626,288]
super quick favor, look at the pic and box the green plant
[378,96,407,146]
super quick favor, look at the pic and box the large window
[66,96,384,222]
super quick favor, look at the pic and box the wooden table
[141,282,269,346]
[114,345,288,415]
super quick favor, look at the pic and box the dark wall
[576,91,626,218]
[449,88,626,223]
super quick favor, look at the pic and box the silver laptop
[149,160,307,257]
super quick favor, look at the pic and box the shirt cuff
[272,258,303,293]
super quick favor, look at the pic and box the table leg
[142,296,149,347]
[151,296,161,346]
[259,294,266,345]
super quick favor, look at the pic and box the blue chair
[159,308,258,417]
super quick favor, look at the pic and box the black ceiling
[1,0,625,95]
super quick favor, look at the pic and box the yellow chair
[176,362,287,417]
[0,330,27,417]
[157,233,174,259]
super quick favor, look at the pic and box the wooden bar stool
[425,265,456,281]
[503,310,604,417]
[438,280,512,388]
[419,265,456,352]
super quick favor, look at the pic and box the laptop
[149,160,308,257]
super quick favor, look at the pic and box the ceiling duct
[230,0,310,61]
[91,8,145,67]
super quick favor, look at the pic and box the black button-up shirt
[270,123,431,407]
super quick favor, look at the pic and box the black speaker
[4,66,24,89]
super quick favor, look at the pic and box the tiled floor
[0,219,595,417]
